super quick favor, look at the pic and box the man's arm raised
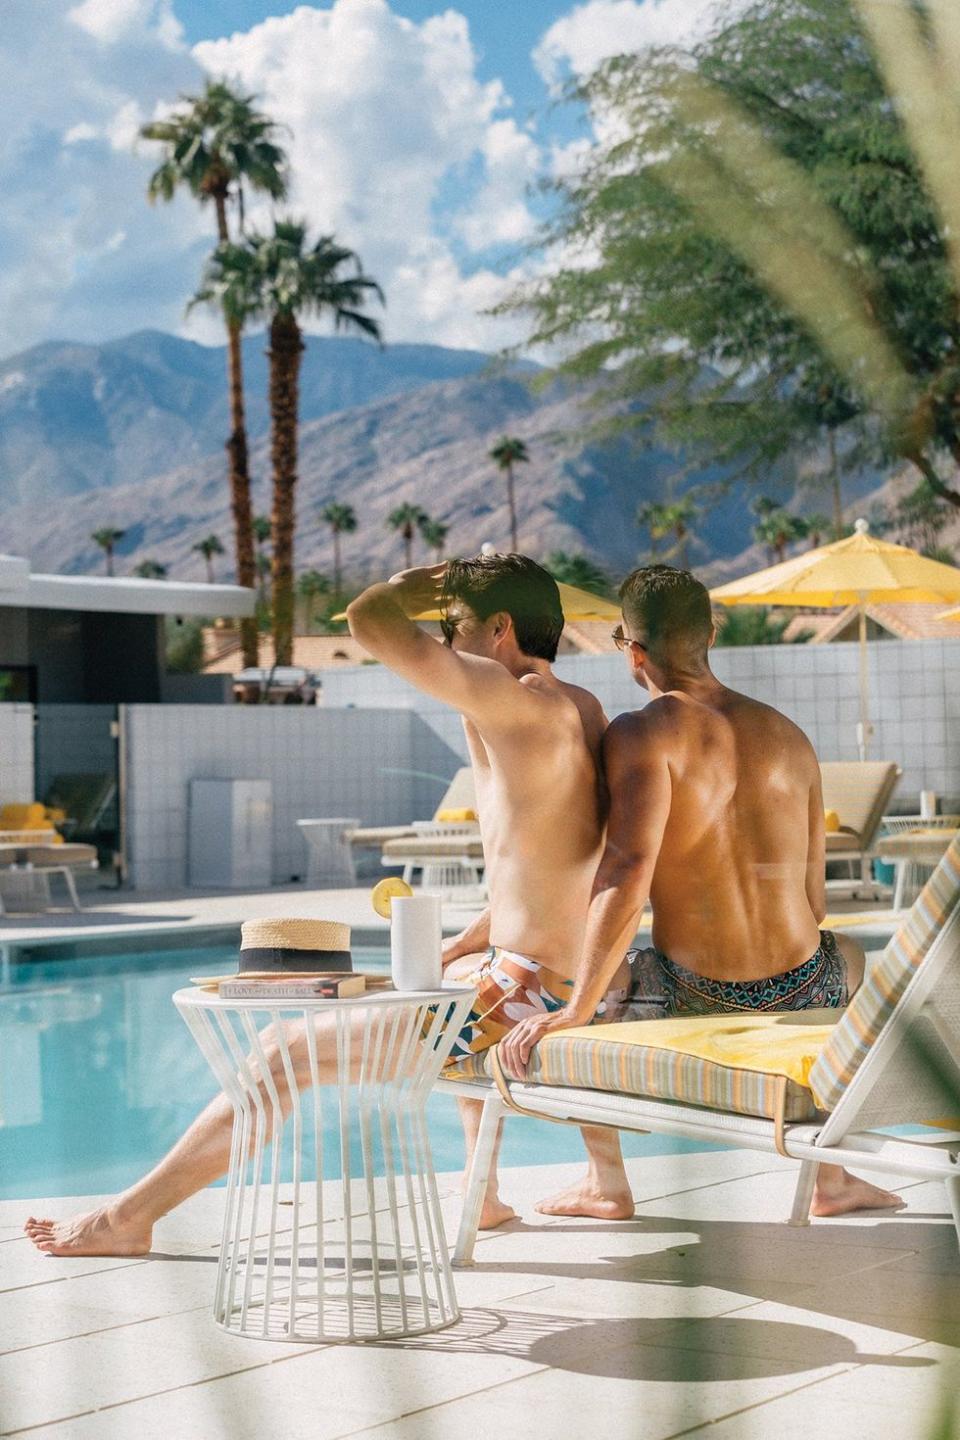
[499,710,673,1078]
[346,566,520,723]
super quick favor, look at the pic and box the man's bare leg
[25,1015,345,1258]
[811,1164,903,1218]
[535,1126,635,1220]
[458,1097,516,1229]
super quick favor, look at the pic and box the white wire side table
[173,985,476,1344]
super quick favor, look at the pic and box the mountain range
[0,329,888,585]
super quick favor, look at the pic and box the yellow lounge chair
[442,836,960,1264]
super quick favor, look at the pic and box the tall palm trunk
[676,526,689,569]
[105,546,114,578]
[506,463,518,552]
[214,188,258,670]
[333,530,342,596]
[268,313,305,666]
[404,527,414,569]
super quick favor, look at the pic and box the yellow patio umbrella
[710,518,960,759]
[333,581,620,624]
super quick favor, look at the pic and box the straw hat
[239,918,352,974]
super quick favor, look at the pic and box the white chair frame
[440,906,960,1267]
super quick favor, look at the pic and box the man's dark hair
[443,553,564,662]
[619,565,713,663]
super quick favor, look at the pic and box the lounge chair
[0,842,98,914]
[820,760,902,899]
[381,829,485,890]
[349,766,477,851]
[441,835,960,1264]
[43,773,118,869]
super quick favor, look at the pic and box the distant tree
[419,516,449,561]
[91,527,126,577]
[193,533,225,584]
[890,478,954,558]
[132,559,168,579]
[196,221,383,665]
[489,436,529,552]
[142,78,288,671]
[544,550,613,597]
[801,513,833,550]
[388,503,427,569]
[165,617,206,673]
[714,607,800,646]
[297,569,331,633]
[319,501,358,594]
[636,497,698,568]
[752,509,807,564]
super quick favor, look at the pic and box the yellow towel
[0,802,47,829]
[551,1012,839,1090]
[824,809,840,833]
[436,808,478,822]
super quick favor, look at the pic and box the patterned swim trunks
[600,929,850,1022]
[442,946,574,1066]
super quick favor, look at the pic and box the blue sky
[0,0,720,359]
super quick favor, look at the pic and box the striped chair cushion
[809,835,960,1111]
[448,1013,833,1122]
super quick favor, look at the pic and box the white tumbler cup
[390,894,443,991]
[920,790,938,820]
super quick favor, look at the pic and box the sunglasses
[611,625,646,652]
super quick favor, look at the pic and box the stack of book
[190,972,394,1000]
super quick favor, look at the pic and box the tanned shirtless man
[24,555,629,1258]
[499,564,902,1220]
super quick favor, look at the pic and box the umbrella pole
[856,600,871,761]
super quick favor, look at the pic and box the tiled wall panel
[0,703,35,807]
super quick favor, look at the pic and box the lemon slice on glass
[371,876,414,918]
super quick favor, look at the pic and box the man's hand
[498,1006,589,1080]
[386,564,447,618]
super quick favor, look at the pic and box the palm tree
[802,513,832,550]
[753,509,807,564]
[297,569,331,633]
[489,436,529,552]
[251,515,272,607]
[419,516,448,561]
[637,496,698,567]
[320,501,357,595]
[388,503,427,569]
[142,79,288,671]
[91,527,126,577]
[637,501,671,559]
[545,550,612,597]
[193,533,225,583]
[201,221,383,665]
[132,559,168,579]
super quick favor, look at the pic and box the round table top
[174,982,476,1012]
[876,829,958,863]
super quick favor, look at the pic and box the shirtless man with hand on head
[24,554,629,1258]
[500,564,902,1219]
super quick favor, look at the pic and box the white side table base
[175,987,475,1343]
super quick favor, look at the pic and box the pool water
[0,947,721,1201]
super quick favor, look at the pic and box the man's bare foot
[534,1181,635,1220]
[478,1196,517,1230]
[810,1172,904,1219]
[23,1205,152,1257]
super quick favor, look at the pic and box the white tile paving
[2,1152,957,1440]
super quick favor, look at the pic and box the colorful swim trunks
[442,946,574,1066]
[600,929,850,1022]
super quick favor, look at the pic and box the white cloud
[67,0,184,49]
[189,0,539,349]
[1,0,546,359]
[534,0,727,91]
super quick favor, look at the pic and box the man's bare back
[465,674,606,974]
[623,687,824,981]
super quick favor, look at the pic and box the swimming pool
[0,944,721,1201]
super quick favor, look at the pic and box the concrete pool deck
[0,883,899,958]
[3,1152,958,1439]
